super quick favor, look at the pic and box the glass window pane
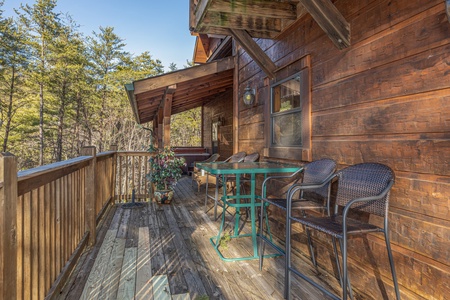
[272,77,301,113]
[272,111,302,146]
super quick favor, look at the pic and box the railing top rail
[116,151,154,156]
[17,156,93,196]
[97,150,116,159]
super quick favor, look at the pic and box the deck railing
[0,147,157,300]
[115,151,153,202]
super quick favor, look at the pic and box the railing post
[0,153,17,300]
[81,146,97,246]
[109,145,118,204]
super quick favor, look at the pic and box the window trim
[263,55,311,161]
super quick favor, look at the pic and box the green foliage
[0,1,194,170]
[170,107,202,147]
[147,147,185,190]
[219,232,231,249]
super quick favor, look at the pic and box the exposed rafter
[298,0,350,49]
[229,28,276,79]
[126,57,234,124]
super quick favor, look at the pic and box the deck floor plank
[79,230,116,300]
[97,237,125,300]
[59,176,339,300]
[135,227,153,300]
[116,247,137,300]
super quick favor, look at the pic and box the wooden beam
[446,0,450,23]
[229,28,277,79]
[197,25,279,39]
[193,0,213,32]
[134,56,234,94]
[208,0,297,19]
[298,0,350,49]
[205,11,282,32]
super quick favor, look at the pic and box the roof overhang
[189,0,350,49]
[126,56,234,124]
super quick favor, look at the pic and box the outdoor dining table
[197,161,301,261]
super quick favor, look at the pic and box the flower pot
[153,189,174,205]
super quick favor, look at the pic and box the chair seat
[290,215,382,238]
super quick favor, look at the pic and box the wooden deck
[57,176,340,300]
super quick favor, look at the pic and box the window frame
[270,73,303,147]
[263,55,312,161]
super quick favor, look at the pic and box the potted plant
[147,147,185,204]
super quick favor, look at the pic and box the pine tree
[0,3,30,153]
[87,26,128,152]
[17,0,62,165]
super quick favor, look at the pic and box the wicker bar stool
[285,163,400,300]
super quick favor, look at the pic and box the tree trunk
[55,80,67,161]
[2,67,15,152]
[39,40,45,166]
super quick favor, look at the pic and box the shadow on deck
[57,176,339,300]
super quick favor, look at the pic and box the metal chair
[191,153,220,191]
[204,151,246,219]
[259,158,336,270]
[285,163,400,300]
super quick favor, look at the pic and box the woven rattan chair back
[243,152,260,162]
[335,163,394,216]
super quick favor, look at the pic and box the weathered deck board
[57,176,338,300]
[135,227,152,300]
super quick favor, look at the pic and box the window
[264,56,311,161]
[271,75,302,147]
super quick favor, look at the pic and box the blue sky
[3,0,196,71]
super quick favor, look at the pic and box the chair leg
[301,211,317,267]
[332,237,343,287]
[285,215,292,299]
[339,238,354,300]
[213,176,219,219]
[204,174,210,212]
[259,201,266,270]
[305,226,317,267]
[385,230,401,300]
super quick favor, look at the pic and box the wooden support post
[157,106,164,148]
[81,146,97,246]
[162,86,175,148]
[0,153,18,300]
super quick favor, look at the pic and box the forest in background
[0,0,201,170]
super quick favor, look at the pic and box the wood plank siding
[232,0,450,299]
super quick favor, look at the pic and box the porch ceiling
[126,56,234,124]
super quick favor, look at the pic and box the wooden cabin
[1,0,448,299]
[125,0,450,299]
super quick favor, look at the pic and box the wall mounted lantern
[243,84,255,106]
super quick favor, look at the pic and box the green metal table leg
[233,175,241,236]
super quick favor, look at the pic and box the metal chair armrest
[287,173,336,200]
[261,167,304,194]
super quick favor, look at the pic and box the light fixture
[243,84,255,106]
